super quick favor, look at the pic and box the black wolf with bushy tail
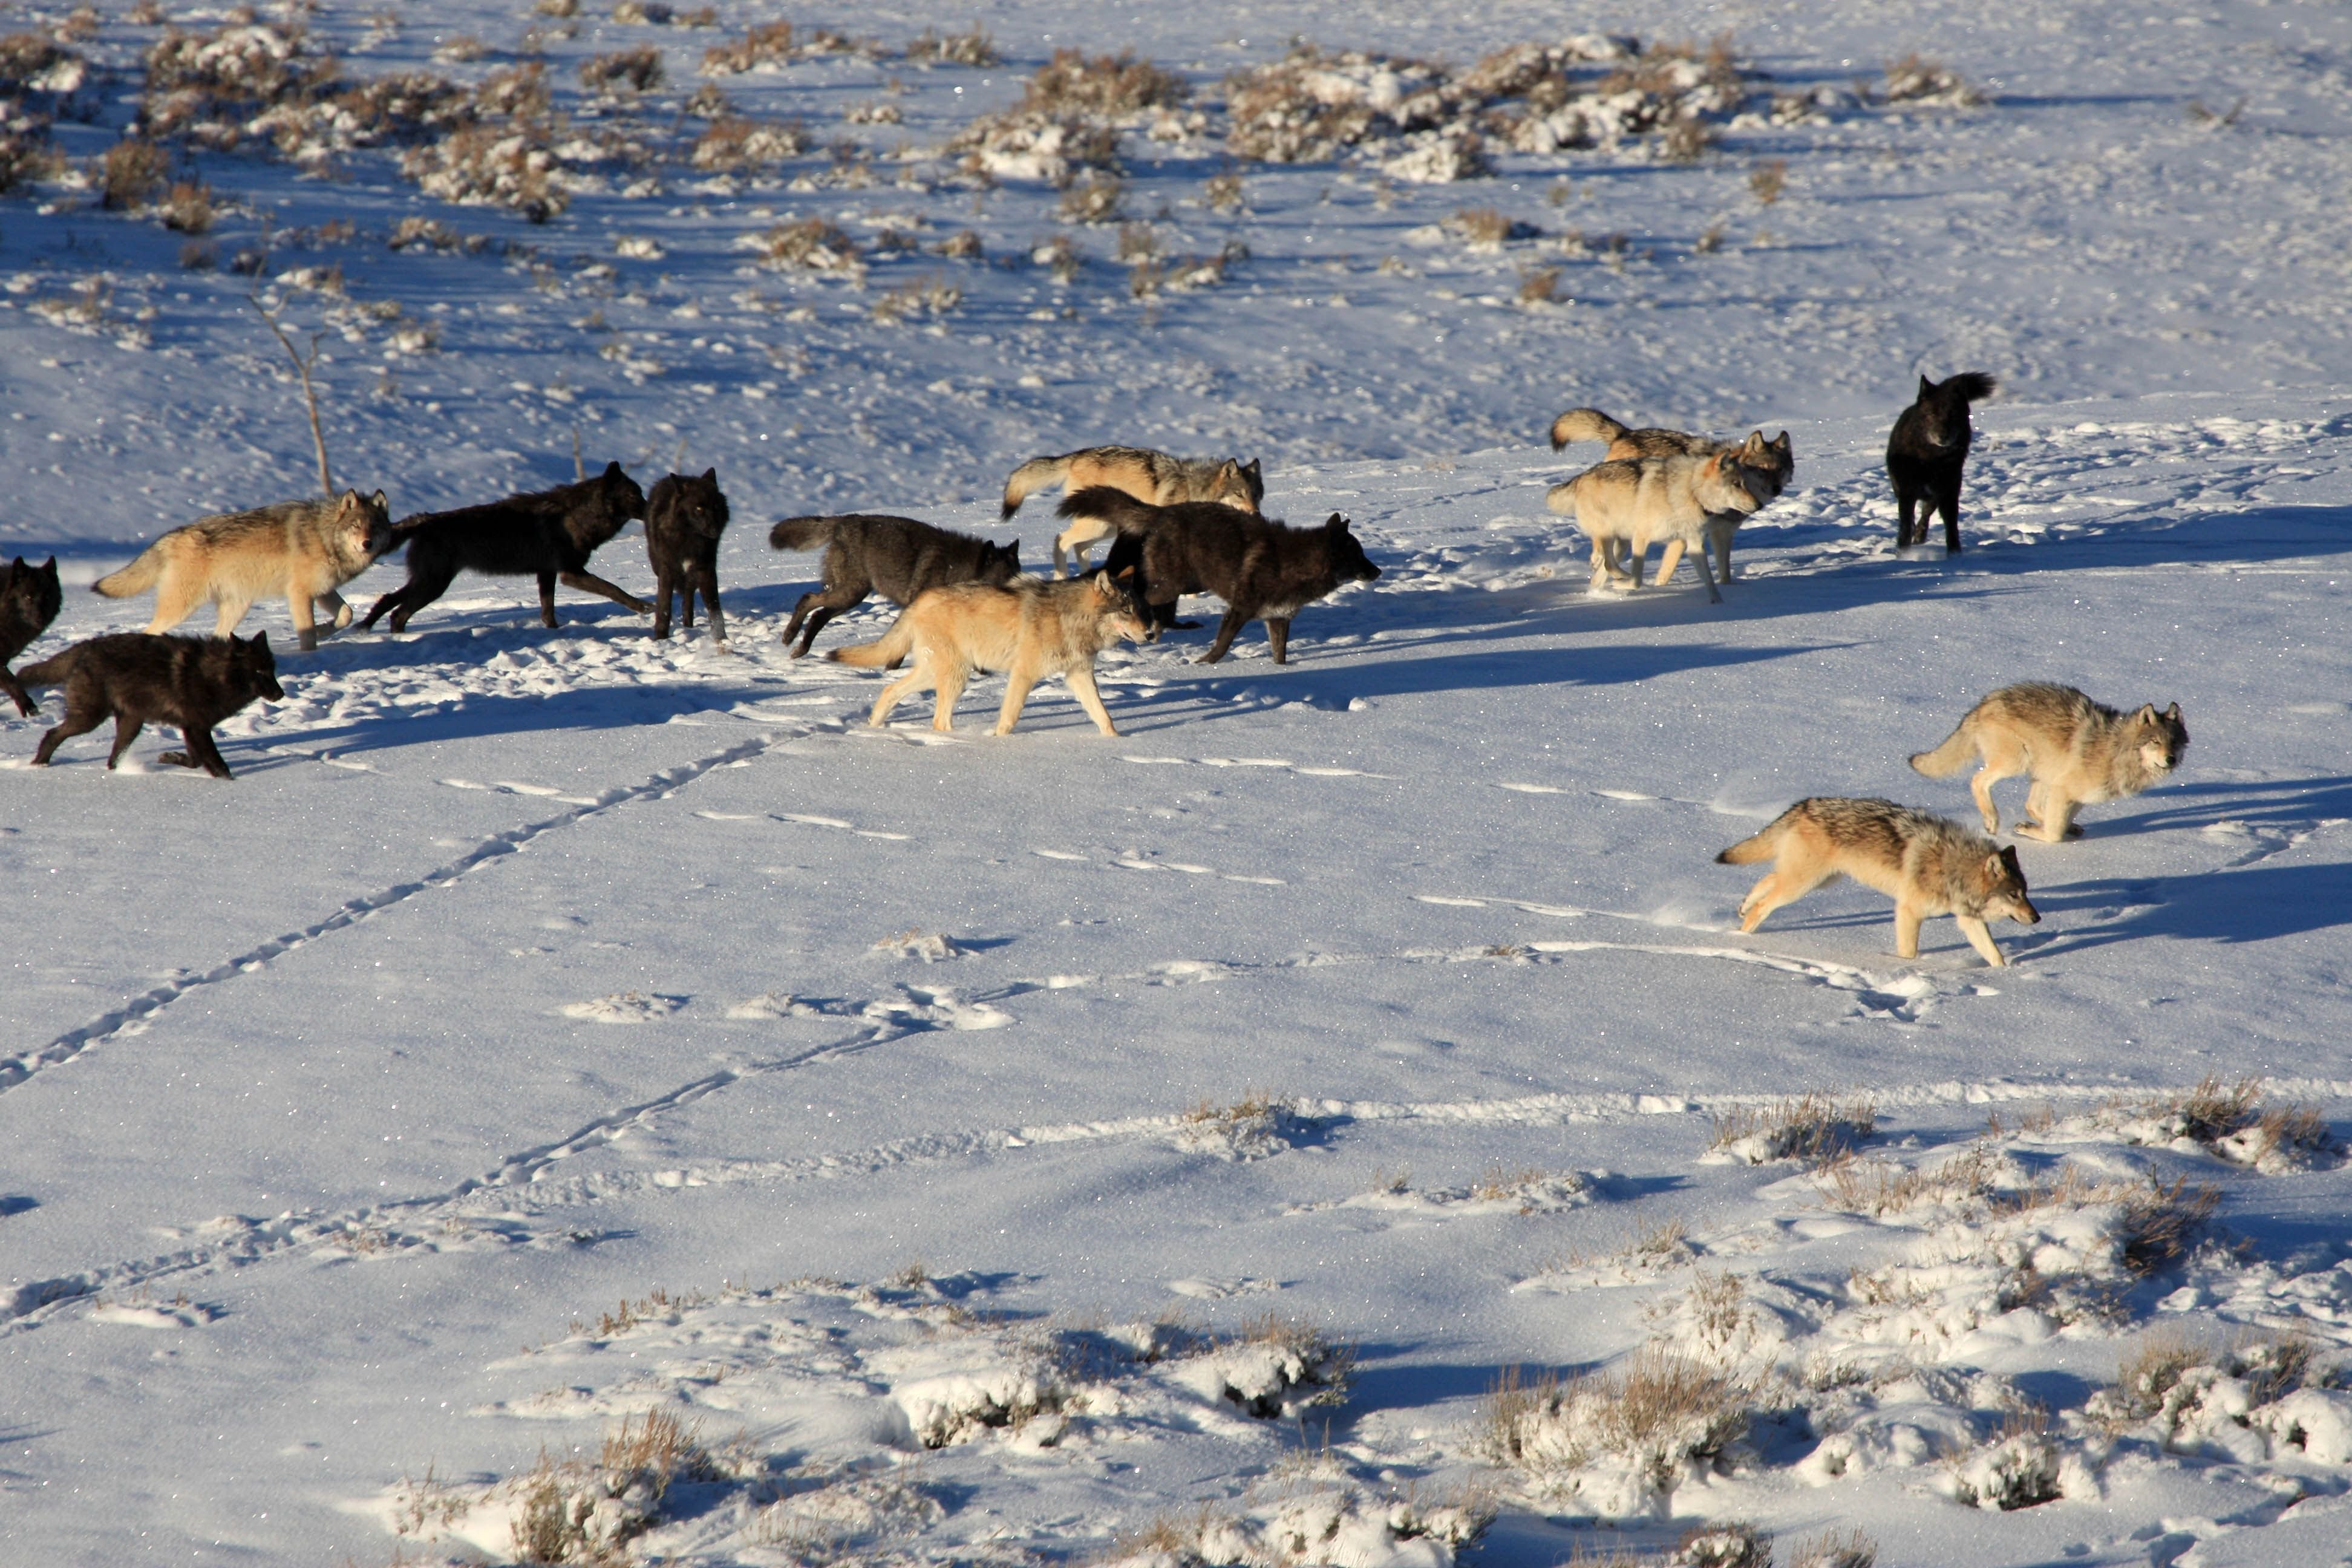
[644,468,732,644]
[358,462,650,633]
[1887,372,1996,552]
[768,513,1021,658]
[20,632,283,778]
[0,554,63,715]
[1068,488,1381,664]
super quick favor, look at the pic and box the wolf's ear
[1324,513,1347,531]
[2135,703,2158,724]
[1002,541,1020,560]
[603,460,624,479]
[252,631,272,652]
[1242,457,1262,482]
[1771,431,1791,454]
[1997,844,2023,876]
[371,489,388,511]
[1740,430,1767,456]
[1919,374,1935,397]
[702,467,717,483]
[1112,565,1135,584]
[2162,702,2181,722]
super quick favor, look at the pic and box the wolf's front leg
[1063,667,1119,736]
[994,671,1039,735]
[288,590,320,653]
[1891,902,1924,959]
[1198,609,1246,664]
[1955,915,2008,967]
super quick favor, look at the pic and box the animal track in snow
[1120,753,1390,779]
[556,991,685,1023]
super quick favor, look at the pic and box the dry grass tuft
[935,227,983,258]
[906,25,998,68]
[701,19,792,76]
[690,114,807,171]
[1517,265,1563,304]
[162,178,214,232]
[1880,53,1986,107]
[581,44,663,96]
[1206,167,1244,212]
[1748,157,1786,204]
[1710,1094,1877,1167]
[99,138,171,209]
[754,216,859,272]
[871,275,962,322]
[1676,1521,1772,1568]
[1485,1348,1751,1487]
[1017,48,1188,119]
[1788,1527,1878,1568]
[1058,168,1125,223]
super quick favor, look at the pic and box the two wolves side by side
[644,468,732,644]
[768,513,1022,658]
[829,573,1150,736]
[1887,371,1997,552]
[1549,408,1795,593]
[999,446,1264,576]
[1717,796,2042,967]
[93,490,392,651]
[1059,488,1380,664]
[1546,446,1782,605]
[1,555,63,715]
[1912,682,2187,842]
[21,632,284,779]
[359,462,650,633]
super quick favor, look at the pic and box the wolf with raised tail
[93,490,391,651]
[769,513,1022,659]
[19,631,284,779]
[999,446,1264,576]
[1910,682,2186,843]
[1716,797,2041,967]
[1887,371,1996,552]
[828,572,1150,736]
[1547,410,1795,586]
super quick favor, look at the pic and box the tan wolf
[1717,797,2042,967]
[1545,449,1777,604]
[999,446,1264,576]
[1549,408,1795,586]
[1910,682,2187,843]
[828,572,1151,736]
[94,490,393,651]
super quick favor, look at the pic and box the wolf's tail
[15,647,76,687]
[826,616,915,668]
[91,543,165,598]
[1714,823,1782,866]
[1001,454,1074,518]
[768,515,841,552]
[1056,485,1159,534]
[1909,724,1978,778]
[1942,371,1997,405]
[1549,407,1628,451]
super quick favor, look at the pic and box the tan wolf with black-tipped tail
[94,490,392,651]
[1546,448,1779,604]
[1000,446,1264,576]
[828,572,1151,736]
[1717,797,2040,967]
[1911,682,2187,843]
[1549,409,1795,587]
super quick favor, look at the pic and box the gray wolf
[1716,797,2041,967]
[356,462,650,633]
[828,572,1151,736]
[999,446,1264,576]
[1910,682,2186,843]
[1887,371,1996,551]
[93,489,392,651]
[1063,488,1380,664]
[1545,449,1777,604]
[768,513,1022,658]
[644,468,731,644]
[1,555,63,715]
[20,631,284,779]
[1549,410,1795,585]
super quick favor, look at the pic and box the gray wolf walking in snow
[94,490,392,651]
[1548,409,1795,586]
[768,513,1022,659]
[1910,682,2187,843]
[1545,446,1780,604]
[999,446,1264,577]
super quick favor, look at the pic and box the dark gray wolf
[1912,682,2186,842]
[644,468,731,644]
[21,632,284,779]
[1001,446,1265,577]
[1066,488,1382,664]
[1,554,63,715]
[1887,372,1996,552]
[768,513,1022,658]
[1717,797,2041,967]
[1547,410,1795,586]
[91,490,392,650]
[357,462,650,632]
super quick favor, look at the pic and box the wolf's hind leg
[32,699,105,765]
[993,670,1037,736]
[928,660,969,731]
[1652,537,1688,589]
[1736,872,1789,932]
[105,717,145,768]
[1892,902,1924,959]
[558,569,653,615]
[1955,915,2007,966]
[1968,765,2010,835]
[868,662,928,728]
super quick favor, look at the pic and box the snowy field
[2,2,2351,1566]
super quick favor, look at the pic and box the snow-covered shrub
[402,124,570,221]
[2085,1331,2345,1463]
[746,217,860,273]
[1879,54,1985,108]
[871,276,962,322]
[690,114,807,171]
[2086,1076,2343,1172]
[896,1364,1069,1447]
[1786,1529,1878,1568]
[1100,1487,1491,1568]
[581,45,663,98]
[506,1409,722,1564]
[1484,1350,1751,1517]
[906,27,999,69]
[1674,1521,1771,1568]
[1172,1093,1298,1161]
[142,21,332,146]
[750,1464,942,1555]
[1178,1315,1356,1419]
[1059,168,1123,223]
[0,31,85,95]
[1946,1413,2067,1511]
[1707,1094,1877,1167]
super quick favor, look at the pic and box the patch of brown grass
[581,44,662,96]
[1710,1094,1878,1168]
[98,138,171,209]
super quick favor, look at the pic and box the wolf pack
[0,369,2188,967]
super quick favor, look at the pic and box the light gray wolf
[999,446,1265,576]
[1887,371,1996,551]
[94,489,392,651]
[1910,682,2186,842]
[358,462,649,633]
[644,468,731,644]
[1061,488,1382,664]
[828,572,1151,736]
[21,631,283,779]
[1,555,63,714]
[1549,410,1795,586]
[769,513,1022,659]
[1716,796,2041,967]
[1545,449,1777,604]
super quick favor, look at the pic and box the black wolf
[1887,372,1996,552]
[0,554,63,715]
[21,632,284,779]
[1065,488,1382,664]
[768,513,1022,658]
[358,462,650,632]
[644,468,731,643]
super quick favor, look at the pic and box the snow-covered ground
[3,2,2350,1565]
